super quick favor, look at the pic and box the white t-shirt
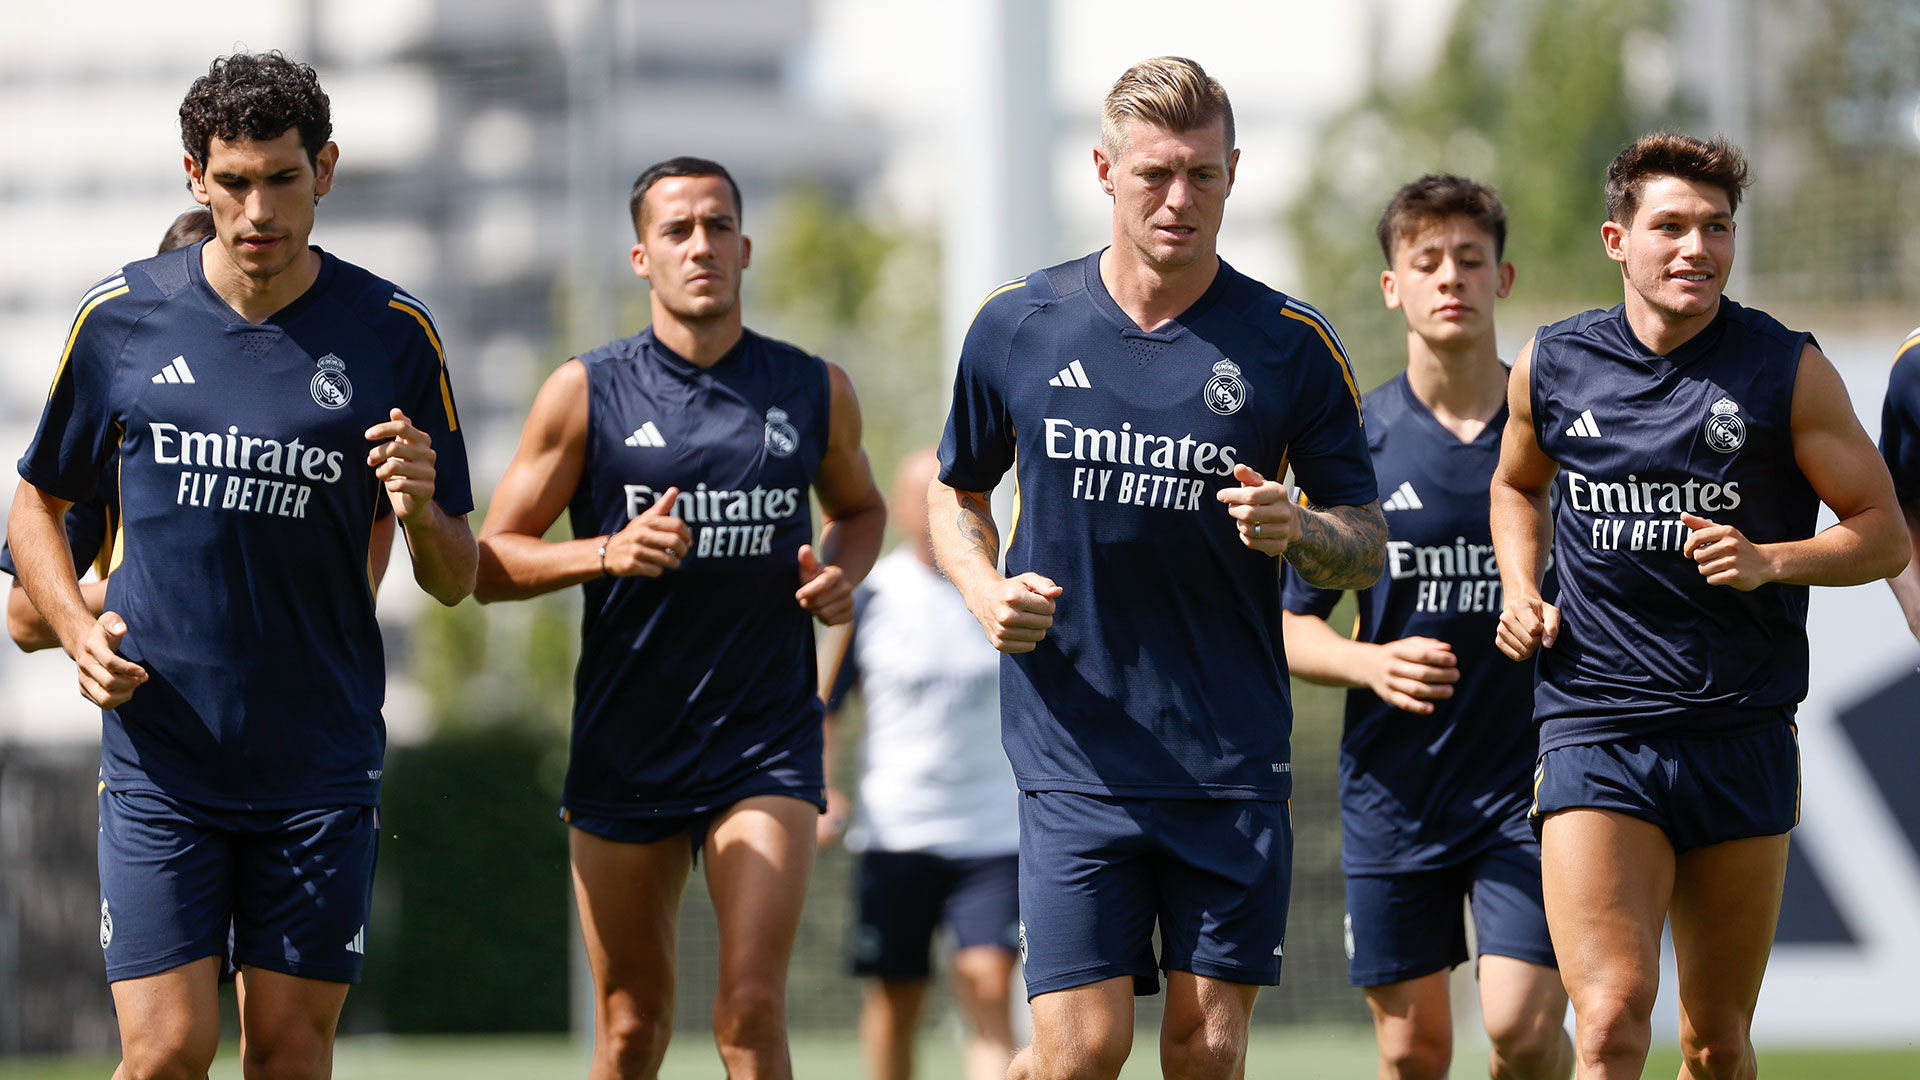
[830,547,1019,856]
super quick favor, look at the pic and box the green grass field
[6,1031,1919,1080]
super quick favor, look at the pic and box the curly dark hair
[179,52,332,168]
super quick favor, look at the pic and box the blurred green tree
[1285,0,1682,392]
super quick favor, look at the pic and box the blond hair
[1101,56,1234,159]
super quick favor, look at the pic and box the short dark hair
[179,52,332,168]
[158,208,215,254]
[1376,174,1508,264]
[628,156,743,236]
[1605,132,1751,225]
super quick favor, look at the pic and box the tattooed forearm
[1286,500,1387,589]
[953,489,1001,565]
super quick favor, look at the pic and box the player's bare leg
[1008,977,1133,1080]
[861,978,928,1080]
[571,826,694,1080]
[109,956,221,1080]
[1363,970,1451,1080]
[1160,971,1259,1080]
[703,794,818,1080]
[950,945,1017,1080]
[1478,955,1572,1080]
[1668,834,1788,1080]
[235,967,350,1080]
[1540,809,1674,1080]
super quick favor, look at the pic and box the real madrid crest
[764,406,799,458]
[1703,396,1745,453]
[311,353,353,410]
[1205,358,1247,416]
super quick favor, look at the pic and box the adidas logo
[624,421,666,448]
[1565,409,1602,438]
[150,356,195,384]
[346,925,365,955]
[1381,481,1423,512]
[1048,360,1092,388]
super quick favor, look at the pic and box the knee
[598,993,674,1075]
[1029,1036,1130,1080]
[1680,1026,1754,1080]
[240,1031,332,1080]
[712,979,785,1051]
[1376,1023,1451,1080]
[1487,1020,1568,1080]
[1161,1020,1248,1080]
[1569,985,1656,1065]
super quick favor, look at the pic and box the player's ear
[1380,268,1400,311]
[1496,260,1515,300]
[1601,220,1628,266]
[1225,147,1239,192]
[630,242,650,281]
[184,153,210,206]
[312,142,339,198]
[740,234,751,270]
[1094,145,1115,196]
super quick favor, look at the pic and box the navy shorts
[1017,791,1290,998]
[851,851,1019,980]
[562,787,826,860]
[1530,724,1799,854]
[98,785,378,984]
[1344,839,1555,987]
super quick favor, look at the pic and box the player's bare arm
[927,480,1060,654]
[795,362,885,626]
[1680,343,1908,589]
[1490,340,1561,660]
[9,579,107,652]
[1885,504,1920,641]
[1281,610,1459,715]
[366,407,476,605]
[475,359,691,602]
[1216,463,1386,589]
[8,482,146,706]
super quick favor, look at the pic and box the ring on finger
[1253,522,1263,539]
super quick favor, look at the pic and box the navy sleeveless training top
[562,327,830,817]
[1529,300,1817,751]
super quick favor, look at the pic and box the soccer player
[1879,326,1920,640]
[930,56,1386,1080]
[8,51,476,1080]
[5,208,216,651]
[1281,176,1570,1080]
[1490,133,1907,1080]
[819,447,1019,1080]
[473,156,886,1080]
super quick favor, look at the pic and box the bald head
[891,448,940,564]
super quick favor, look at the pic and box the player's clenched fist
[1680,512,1774,591]
[1216,464,1302,556]
[1367,636,1459,715]
[964,572,1062,654]
[604,486,693,578]
[77,612,147,709]
[1495,593,1559,661]
[796,543,855,625]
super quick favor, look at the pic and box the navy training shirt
[18,245,473,809]
[1283,373,1540,874]
[1880,326,1920,504]
[1529,300,1817,751]
[562,327,829,817]
[938,252,1377,800]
